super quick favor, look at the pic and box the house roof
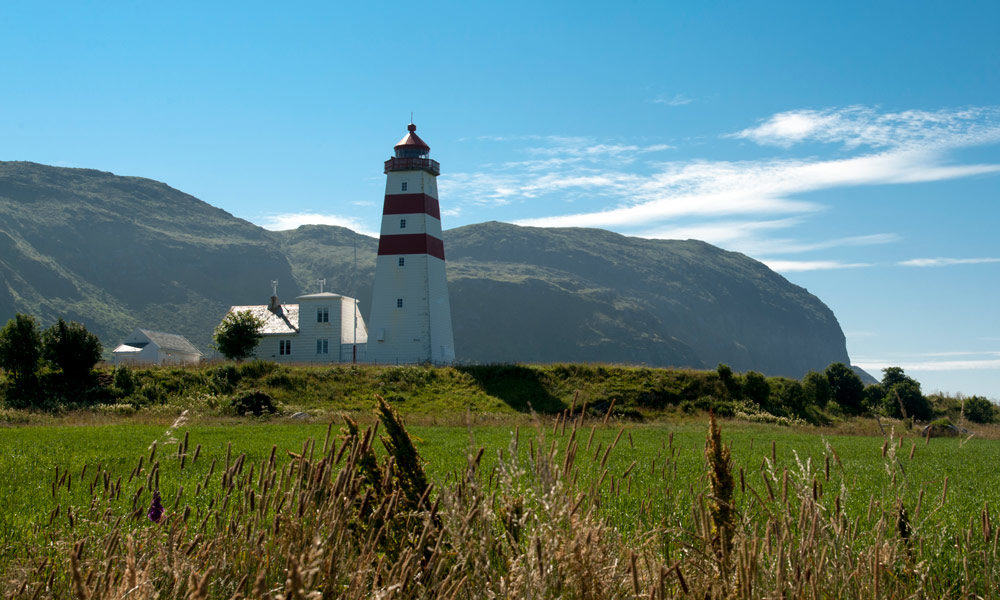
[112,343,146,354]
[137,330,202,355]
[227,304,300,335]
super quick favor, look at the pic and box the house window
[316,338,329,354]
[396,298,403,308]
[401,181,408,191]
[279,340,292,356]
[400,218,406,229]
[398,256,405,267]
[317,306,329,323]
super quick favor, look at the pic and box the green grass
[4,415,1000,569]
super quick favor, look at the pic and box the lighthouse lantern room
[367,123,456,364]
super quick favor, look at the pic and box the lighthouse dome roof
[394,123,430,152]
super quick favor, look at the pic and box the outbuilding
[112,329,202,366]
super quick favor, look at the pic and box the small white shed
[112,329,202,366]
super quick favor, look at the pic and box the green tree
[0,314,42,385]
[42,318,103,382]
[964,396,996,424]
[214,310,265,361]
[775,379,806,414]
[825,362,864,414]
[880,367,930,421]
[802,370,831,407]
[742,371,770,408]
[716,363,740,399]
[881,366,910,389]
[862,384,884,412]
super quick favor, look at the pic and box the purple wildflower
[147,489,164,523]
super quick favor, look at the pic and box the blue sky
[2,1,998,398]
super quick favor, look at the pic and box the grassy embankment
[1,361,812,425]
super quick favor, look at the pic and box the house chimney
[269,280,280,311]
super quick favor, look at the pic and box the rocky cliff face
[1,162,851,377]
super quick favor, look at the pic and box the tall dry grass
[6,399,999,598]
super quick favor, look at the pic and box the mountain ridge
[1,161,852,377]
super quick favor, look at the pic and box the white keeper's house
[222,291,367,363]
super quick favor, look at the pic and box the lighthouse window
[316,338,329,354]
[279,340,292,356]
[401,181,408,191]
[398,256,405,267]
[400,218,406,229]
[396,298,404,308]
[317,307,329,323]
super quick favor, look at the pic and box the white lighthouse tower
[367,123,455,364]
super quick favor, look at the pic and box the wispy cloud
[733,106,1000,149]
[855,358,1000,372]
[761,260,873,273]
[898,257,1000,267]
[854,350,1000,372]
[649,93,695,106]
[513,149,999,229]
[636,219,898,256]
[258,213,378,236]
[445,105,1000,265]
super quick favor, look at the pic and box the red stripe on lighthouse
[377,234,445,260]
[382,194,441,219]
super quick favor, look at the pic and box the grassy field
[3,408,1000,597]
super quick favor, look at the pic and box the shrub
[112,365,137,396]
[231,390,277,416]
[210,364,241,394]
[964,396,996,424]
[137,382,167,406]
[264,371,296,390]
[239,359,278,380]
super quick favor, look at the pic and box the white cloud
[635,217,804,245]
[258,213,378,236]
[733,106,1000,149]
[445,105,1000,265]
[752,233,900,256]
[649,93,695,106]
[512,146,999,229]
[854,358,1000,372]
[898,257,1000,267]
[844,331,876,338]
[855,350,1000,372]
[761,260,873,273]
[639,219,900,256]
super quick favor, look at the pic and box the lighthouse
[367,123,455,364]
